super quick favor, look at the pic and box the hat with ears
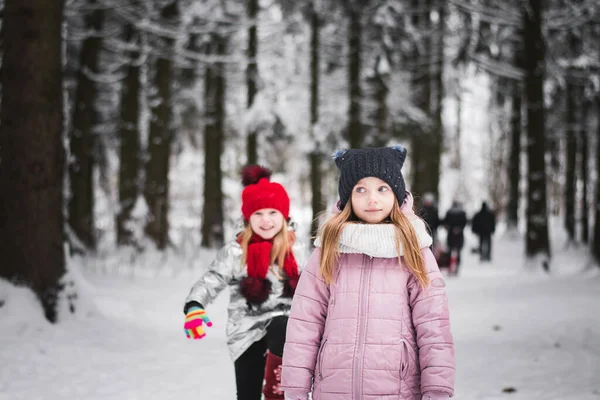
[333,144,408,210]
[240,165,290,221]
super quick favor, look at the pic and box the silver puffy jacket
[185,238,308,361]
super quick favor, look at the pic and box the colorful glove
[184,306,212,339]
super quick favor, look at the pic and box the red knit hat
[241,165,290,221]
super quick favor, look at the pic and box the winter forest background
[0,0,600,398]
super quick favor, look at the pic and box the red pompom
[241,165,272,187]
[240,276,272,305]
[283,276,299,298]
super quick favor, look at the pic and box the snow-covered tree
[0,0,67,322]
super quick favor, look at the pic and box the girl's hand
[184,306,212,339]
[400,191,417,218]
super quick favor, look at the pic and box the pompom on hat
[241,165,290,221]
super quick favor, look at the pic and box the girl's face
[249,208,285,240]
[351,177,395,223]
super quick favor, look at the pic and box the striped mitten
[184,306,212,340]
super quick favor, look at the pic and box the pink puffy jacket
[281,244,455,400]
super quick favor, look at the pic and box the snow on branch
[450,0,598,31]
[545,0,599,30]
[66,27,122,42]
[448,0,522,27]
[176,48,243,65]
[470,54,525,80]
[82,65,127,85]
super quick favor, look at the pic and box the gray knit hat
[333,145,408,210]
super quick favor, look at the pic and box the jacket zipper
[330,261,342,307]
[317,339,328,379]
[353,255,372,400]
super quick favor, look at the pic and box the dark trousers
[479,234,492,261]
[234,316,288,400]
[447,232,464,267]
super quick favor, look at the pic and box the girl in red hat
[183,165,305,400]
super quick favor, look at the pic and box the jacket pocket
[400,339,409,380]
[317,339,328,380]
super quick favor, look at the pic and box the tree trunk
[580,97,589,243]
[310,151,324,240]
[372,58,389,143]
[179,25,202,141]
[347,9,363,149]
[507,80,522,229]
[592,94,600,263]
[564,75,577,242]
[309,2,324,245]
[430,0,445,202]
[201,35,227,249]
[452,82,462,169]
[547,128,561,215]
[68,1,104,251]
[523,0,551,261]
[410,0,436,200]
[116,20,142,246]
[144,3,178,249]
[246,0,259,164]
[428,0,446,199]
[0,0,66,322]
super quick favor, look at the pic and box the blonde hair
[317,199,429,288]
[239,220,295,275]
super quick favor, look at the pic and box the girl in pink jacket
[281,145,455,400]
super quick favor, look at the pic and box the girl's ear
[389,144,408,168]
[332,149,348,169]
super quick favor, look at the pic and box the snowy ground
[1,230,600,400]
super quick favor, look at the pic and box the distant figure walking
[471,201,496,261]
[443,201,467,274]
[419,192,441,245]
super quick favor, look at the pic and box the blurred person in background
[443,201,467,273]
[471,201,496,261]
[419,192,441,245]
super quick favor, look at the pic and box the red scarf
[238,233,299,305]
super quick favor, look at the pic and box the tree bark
[116,18,142,246]
[68,1,104,251]
[410,0,437,200]
[246,0,259,164]
[430,0,445,202]
[579,96,589,243]
[309,2,324,245]
[347,9,363,149]
[375,56,390,146]
[201,35,227,249]
[507,80,522,229]
[0,0,66,322]
[523,0,551,260]
[592,94,600,263]
[144,2,178,249]
[452,82,462,169]
[564,74,577,242]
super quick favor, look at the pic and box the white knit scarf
[314,218,432,258]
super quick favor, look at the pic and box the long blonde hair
[239,220,295,274]
[317,198,429,288]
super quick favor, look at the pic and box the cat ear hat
[333,144,408,210]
